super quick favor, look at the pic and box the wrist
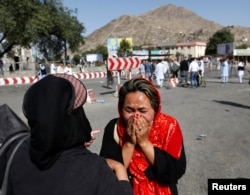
[138,140,151,148]
[124,142,135,148]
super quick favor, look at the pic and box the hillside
[80,4,250,52]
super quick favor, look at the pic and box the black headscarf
[22,74,92,170]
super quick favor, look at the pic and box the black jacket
[0,138,133,195]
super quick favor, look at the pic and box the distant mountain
[80,4,250,52]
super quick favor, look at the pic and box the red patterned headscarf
[117,78,183,195]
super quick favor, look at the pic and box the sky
[63,0,250,36]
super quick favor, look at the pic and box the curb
[0,71,119,86]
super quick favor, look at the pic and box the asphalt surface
[1,65,250,195]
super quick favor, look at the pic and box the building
[2,46,36,71]
[173,41,207,58]
[158,41,207,58]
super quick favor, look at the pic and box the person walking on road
[221,57,229,83]
[237,59,245,84]
[154,59,166,88]
[0,58,4,77]
[139,60,146,78]
[197,57,205,86]
[172,58,180,78]
[180,57,189,84]
[106,65,114,89]
[144,59,153,81]
[35,63,47,80]
[188,58,199,88]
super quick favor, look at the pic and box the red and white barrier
[73,72,106,80]
[0,76,36,86]
[108,57,140,70]
[0,71,119,86]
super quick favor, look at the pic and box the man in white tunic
[154,59,166,88]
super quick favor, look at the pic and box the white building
[169,41,207,58]
[2,46,36,71]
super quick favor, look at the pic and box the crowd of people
[127,56,249,88]
[34,61,73,80]
[218,57,247,84]
[132,57,205,88]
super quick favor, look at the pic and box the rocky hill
[80,4,250,52]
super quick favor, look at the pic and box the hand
[84,130,101,147]
[125,117,137,145]
[106,158,129,181]
[134,116,151,146]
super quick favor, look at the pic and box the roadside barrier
[0,71,119,86]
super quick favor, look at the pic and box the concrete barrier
[0,71,119,86]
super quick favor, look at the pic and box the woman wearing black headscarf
[0,74,133,195]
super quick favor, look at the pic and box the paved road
[1,68,250,195]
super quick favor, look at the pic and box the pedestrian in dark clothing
[9,64,14,73]
[144,60,153,81]
[172,59,180,78]
[106,65,114,88]
[180,57,189,84]
[0,59,4,77]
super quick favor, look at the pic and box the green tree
[82,44,108,62]
[0,0,36,57]
[205,28,234,55]
[133,45,142,50]
[117,38,132,57]
[95,44,108,60]
[0,0,85,59]
[236,44,248,49]
[72,54,81,65]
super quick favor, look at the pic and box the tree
[205,28,234,55]
[117,38,132,57]
[0,0,37,57]
[0,0,85,60]
[72,54,81,65]
[82,44,108,62]
[95,44,108,60]
[34,6,85,61]
[133,45,142,50]
[236,44,248,49]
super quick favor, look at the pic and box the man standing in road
[188,58,199,88]
[180,57,189,84]
[155,59,166,88]
[0,58,4,77]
